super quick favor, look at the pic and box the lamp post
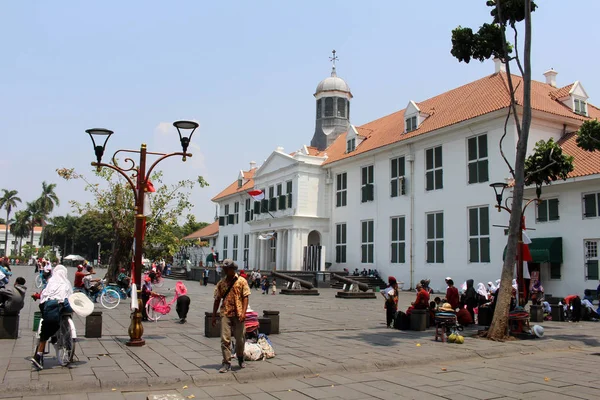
[97,242,101,266]
[490,181,542,307]
[86,120,198,346]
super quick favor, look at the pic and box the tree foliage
[524,138,574,186]
[576,119,600,152]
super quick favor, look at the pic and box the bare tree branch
[511,23,525,76]
[500,106,516,178]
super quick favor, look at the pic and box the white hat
[68,292,95,317]
[445,277,452,281]
[532,325,544,338]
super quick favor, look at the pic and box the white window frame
[347,138,356,153]
[574,98,587,116]
[361,165,374,203]
[222,235,228,260]
[233,201,239,224]
[405,115,417,132]
[335,223,347,264]
[390,156,406,197]
[426,211,444,263]
[425,146,443,191]
[584,239,599,281]
[270,235,277,264]
[391,216,406,264]
[361,220,374,264]
[467,134,489,184]
[468,206,490,263]
[232,235,238,261]
[583,191,600,219]
[336,172,347,207]
[536,198,560,223]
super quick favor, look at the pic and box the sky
[1,0,599,224]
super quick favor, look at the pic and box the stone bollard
[263,310,279,334]
[258,317,272,335]
[410,309,427,331]
[0,311,20,339]
[85,311,103,338]
[204,312,221,337]
[550,304,564,322]
[529,305,543,322]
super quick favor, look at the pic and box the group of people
[240,270,276,295]
[351,268,379,278]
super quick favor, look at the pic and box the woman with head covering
[31,265,74,370]
[530,280,544,305]
[381,276,399,328]
[141,275,153,322]
[175,281,190,324]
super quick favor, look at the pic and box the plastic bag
[257,336,275,359]
[243,342,263,361]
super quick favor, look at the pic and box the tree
[451,0,536,340]
[57,167,208,279]
[37,181,60,246]
[0,189,22,256]
[25,201,44,249]
[181,214,209,237]
[11,211,31,256]
[525,138,574,188]
[576,119,600,152]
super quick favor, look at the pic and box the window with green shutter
[261,199,269,213]
[583,193,599,218]
[269,198,277,212]
[361,165,374,202]
[537,198,559,222]
[425,146,443,191]
[254,201,261,215]
[468,206,490,262]
[278,195,287,210]
[286,180,293,208]
[361,220,374,263]
[218,216,225,226]
[426,212,444,263]
[336,173,347,207]
[227,214,235,225]
[390,157,406,197]
[586,260,599,280]
[335,223,347,263]
[391,216,406,263]
[467,134,488,184]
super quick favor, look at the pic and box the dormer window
[574,99,587,116]
[347,138,356,153]
[406,116,417,132]
[237,179,243,188]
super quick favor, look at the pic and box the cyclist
[116,268,130,292]
[31,265,74,370]
[82,265,101,302]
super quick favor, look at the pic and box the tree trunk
[30,226,34,250]
[63,236,67,259]
[19,237,23,256]
[3,210,9,257]
[487,0,533,340]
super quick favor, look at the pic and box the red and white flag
[143,179,157,217]
[248,189,265,201]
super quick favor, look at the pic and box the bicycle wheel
[100,289,121,309]
[35,274,43,289]
[57,316,76,366]
[154,277,164,288]
[146,297,163,321]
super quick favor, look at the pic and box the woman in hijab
[476,283,489,305]
[530,280,544,305]
[175,281,190,324]
[462,279,478,322]
[31,265,74,370]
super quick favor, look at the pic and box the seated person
[456,307,473,326]
[116,268,130,291]
[407,283,430,315]
[0,277,27,313]
[83,266,101,300]
[73,265,88,289]
[583,289,595,303]
[581,298,599,321]
[563,295,582,322]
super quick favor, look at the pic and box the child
[271,279,277,295]
[261,276,268,295]
[433,296,441,310]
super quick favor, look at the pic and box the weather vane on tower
[329,49,338,67]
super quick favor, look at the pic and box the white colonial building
[0,224,42,257]
[209,59,600,297]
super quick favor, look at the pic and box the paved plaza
[1,265,599,399]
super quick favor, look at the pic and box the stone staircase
[329,275,386,290]
[163,268,188,281]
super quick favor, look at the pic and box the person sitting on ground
[73,265,88,290]
[583,289,595,303]
[31,265,73,370]
[83,266,101,301]
[361,268,367,277]
[116,268,130,292]
[445,278,459,310]
[0,277,27,313]
[353,268,360,277]
[563,295,582,322]
[372,269,380,278]
[175,281,190,324]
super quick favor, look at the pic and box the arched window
[324,98,334,117]
[316,99,322,119]
[337,98,346,118]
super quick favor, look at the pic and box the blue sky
[1,1,598,223]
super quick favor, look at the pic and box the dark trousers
[176,295,190,320]
[386,305,397,327]
[203,277,208,286]
[141,292,150,320]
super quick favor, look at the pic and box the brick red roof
[211,168,256,202]
[323,73,593,165]
[558,127,600,179]
[0,224,42,233]
[183,220,219,240]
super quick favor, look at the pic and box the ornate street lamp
[489,182,542,307]
[86,121,197,346]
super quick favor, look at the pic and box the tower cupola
[311,50,353,151]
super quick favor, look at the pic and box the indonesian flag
[248,189,265,201]
[143,179,156,217]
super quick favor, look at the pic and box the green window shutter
[342,224,347,243]
[391,219,398,242]
[401,178,406,195]
[228,214,234,224]
[341,191,347,206]
[537,200,548,222]
[398,217,406,241]
[436,241,444,263]
[426,214,435,239]
[341,247,346,263]
[254,201,261,215]
[269,198,277,211]
[361,167,367,185]
[391,179,398,197]
[587,260,599,280]
[426,171,434,191]
[368,221,374,241]
[391,158,398,179]
[548,199,559,221]
[468,162,478,184]
[398,242,406,263]
[261,199,269,212]
[584,194,597,218]
[426,149,434,170]
[468,137,477,161]
[336,192,341,207]
[426,241,435,263]
[361,245,367,263]
[478,159,489,183]
[391,243,398,263]
[480,237,490,262]
[469,208,479,236]
[361,221,368,243]
[435,169,443,189]
[469,238,479,263]
[366,184,374,201]
[434,146,443,168]
[244,210,249,222]
[399,157,405,177]
[287,193,292,208]
[478,134,488,158]
[218,216,225,226]
[435,213,444,239]
[336,246,341,263]
[479,207,489,236]
[278,195,286,210]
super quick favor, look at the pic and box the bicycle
[35,271,49,289]
[78,279,121,309]
[143,270,164,288]
[34,312,77,367]
[107,283,130,300]
[145,290,180,322]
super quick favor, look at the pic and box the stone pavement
[1,265,599,398]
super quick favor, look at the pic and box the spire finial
[329,49,338,77]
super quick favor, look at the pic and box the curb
[0,338,590,397]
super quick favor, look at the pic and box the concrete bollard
[258,317,272,335]
[204,312,221,337]
[85,311,103,338]
[410,309,427,331]
[529,305,543,322]
[263,310,279,334]
[0,312,20,339]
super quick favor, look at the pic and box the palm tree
[0,189,22,256]
[37,182,60,246]
[25,201,44,249]
[10,211,29,256]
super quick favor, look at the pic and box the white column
[288,229,300,271]
[275,230,284,271]
[249,233,256,270]
[281,230,288,271]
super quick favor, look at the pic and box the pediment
[570,81,589,100]
[253,151,297,178]
[405,100,420,116]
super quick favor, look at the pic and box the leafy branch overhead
[576,119,600,152]
[524,138,574,186]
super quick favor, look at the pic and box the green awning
[502,237,563,264]
[206,253,215,263]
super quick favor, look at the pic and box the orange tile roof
[211,168,257,202]
[183,220,219,240]
[558,128,600,179]
[323,73,593,165]
[549,84,573,100]
[0,224,42,233]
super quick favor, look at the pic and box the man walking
[211,259,250,373]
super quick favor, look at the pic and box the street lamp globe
[490,182,509,210]
[173,120,199,161]
[86,128,114,168]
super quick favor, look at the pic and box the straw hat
[439,303,455,312]
[68,292,95,317]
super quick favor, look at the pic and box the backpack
[394,311,410,330]
[257,334,275,359]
